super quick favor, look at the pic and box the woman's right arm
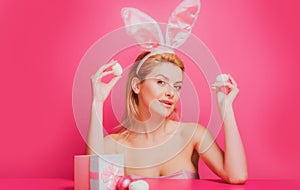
[86,60,121,155]
[86,100,104,155]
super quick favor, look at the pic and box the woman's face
[136,62,183,119]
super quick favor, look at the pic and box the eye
[157,80,167,87]
[174,85,182,91]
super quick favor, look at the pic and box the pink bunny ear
[166,0,201,48]
[121,8,164,51]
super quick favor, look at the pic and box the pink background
[1,0,300,180]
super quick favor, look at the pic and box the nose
[165,84,175,98]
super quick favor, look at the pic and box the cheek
[175,96,180,104]
[143,85,164,98]
[139,86,161,105]
[173,97,180,108]
[174,91,181,102]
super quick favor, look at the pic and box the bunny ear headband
[121,0,201,75]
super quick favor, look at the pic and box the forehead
[147,62,183,81]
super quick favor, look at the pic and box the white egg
[216,74,229,82]
[112,62,123,76]
[129,180,149,190]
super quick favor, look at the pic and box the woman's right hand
[90,60,121,102]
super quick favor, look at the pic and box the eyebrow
[154,74,183,84]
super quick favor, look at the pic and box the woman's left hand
[212,74,239,111]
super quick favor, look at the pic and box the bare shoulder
[103,133,124,143]
[103,133,125,153]
[174,121,209,140]
[175,121,206,132]
[184,123,216,154]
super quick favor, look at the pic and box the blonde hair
[123,52,184,123]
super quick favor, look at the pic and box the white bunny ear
[121,8,164,51]
[166,0,201,48]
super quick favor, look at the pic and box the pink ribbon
[101,164,123,190]
[90,171,100,180]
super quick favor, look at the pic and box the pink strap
[89,171,100,180]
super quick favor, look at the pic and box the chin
[149,101,175,118]
[154,107,174,118]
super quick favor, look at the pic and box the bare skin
[87,59,248,184]
[103,120,199,176]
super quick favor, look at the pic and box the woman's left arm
[215,74,248,183]
[196,74,247,184]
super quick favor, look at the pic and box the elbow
[86,146,95,155]
[226,173,248,184]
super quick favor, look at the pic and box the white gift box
[90,154,124,190]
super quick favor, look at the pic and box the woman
[86,51,248,184]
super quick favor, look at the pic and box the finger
[102,59,118,71]
[107,76,121,89]
[100,70,114,78]
[230,86,239,94]
[212,86,231,95]
[95,60,118,76]
[228,87,239,100]
[211,87,224,94]
[228,74,237,87]
[212,81,234,89]
[211,86,219,92]
[91,71,115,85]
[94,66,104,78]
[91,70,114,81]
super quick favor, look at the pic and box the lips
[159,99,174,108]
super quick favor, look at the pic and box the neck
[127,113,169,139]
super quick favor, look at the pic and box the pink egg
[116,176,133,190]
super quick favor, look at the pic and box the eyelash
[157,80,167,86]
[174,85,182,91]
[157,80,182,91]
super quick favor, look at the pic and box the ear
[166,0,201,48]
[121,7,164,51]
[131,77,141,94]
